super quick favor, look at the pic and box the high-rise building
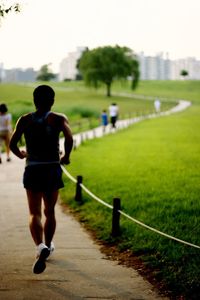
[138,52,200,80]
[59,47,86,81]
[137,52,171,80]
[2,68,38,82]
[171,57,200,80]
[0,63,3,82]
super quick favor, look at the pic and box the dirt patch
[99,242,171,298]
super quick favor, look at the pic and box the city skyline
[0,0,200,72]
[1,50,200,82]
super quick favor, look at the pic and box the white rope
[61,165,77,183]
[61,166,200,250]
[80,183,113,210]
[119,210,200,250]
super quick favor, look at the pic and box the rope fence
[61,166,200,250]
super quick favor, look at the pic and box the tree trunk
[106,83,111,97]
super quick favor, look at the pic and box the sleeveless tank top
[24,111,60,165]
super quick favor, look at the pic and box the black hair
[33,85,55,110]
[0,103,8,113]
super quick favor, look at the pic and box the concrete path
[0,101,190,300]
[0,155,167,300]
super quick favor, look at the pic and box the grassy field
[60,80,200,299]
[1,80,200,299]
[0,81,175,128]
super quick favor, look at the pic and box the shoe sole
[32,248,50,274]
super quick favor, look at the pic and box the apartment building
[138,52,200,80]
[171,57,200,80]
[59,47,86,81]
[138,52,171,80]
[2,68,37,82]
[0,63,3,82]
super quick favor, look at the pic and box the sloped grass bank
[61,105,200,299]
[0,82,175,126]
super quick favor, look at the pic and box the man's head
[33,85,55,110]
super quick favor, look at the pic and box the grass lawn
[0,81,175,128]
[60,80,200,299]
[1,80,199,299]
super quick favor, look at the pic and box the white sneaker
[46,242,55,260]
[35,243,47,258]
[33,243,50,274]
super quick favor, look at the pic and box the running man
[10,85,73,274]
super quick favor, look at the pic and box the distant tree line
[36,64,56,81]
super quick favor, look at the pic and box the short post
[80,133,84,144]
[89,118,92,129]
[111,198,121,237]
[75,175,83,203]
[78,121,81,132]
[73,139,77,150]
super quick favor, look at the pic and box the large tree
[78,45,140,97]
[36,64,56,81]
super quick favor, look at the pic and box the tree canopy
[78,45,140,97]
[36,64,56,81]
[0,1,20,18]
[180,69,189,78]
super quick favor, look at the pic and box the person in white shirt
[154,98,161,113]
[108,103,119,128]
[0,103,12,163]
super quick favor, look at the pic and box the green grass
[60,80,200,299]
[1,80,200,298]
[0,81,174,131]
[114,79,200,103]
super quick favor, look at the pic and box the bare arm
[60,116,73,165]
[9,116,27,159]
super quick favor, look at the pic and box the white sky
[0,0,200,72]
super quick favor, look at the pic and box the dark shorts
[23,164,64,192]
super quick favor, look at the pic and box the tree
[0,1,20,19]
[78,45,140,97]
[180,69,189,79]
[36,64,56,81]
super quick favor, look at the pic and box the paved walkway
[72,100,191,147]
[0,101,190,300]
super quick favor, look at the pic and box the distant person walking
[10,85,73,274]
[109,103,119,128]
[154,98,161,113]
[101,109,108,133]
[0,103,12,163]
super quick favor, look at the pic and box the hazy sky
[0,0,199,72]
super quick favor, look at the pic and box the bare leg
[43,190,58,248]
[26,190,43,246]
[0,141,2,162]
[5,134,11,159]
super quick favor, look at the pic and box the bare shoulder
[50,112,69,123]
[17,112,32,126]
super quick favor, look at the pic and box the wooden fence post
[73,139,77,150]
[75,175,83,203]
[112,198,121,237]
